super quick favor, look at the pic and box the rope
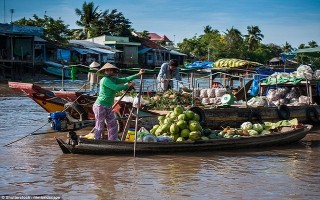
[3,83,89,147]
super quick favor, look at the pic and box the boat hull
[56,125,311,155]
[43,61,72,79]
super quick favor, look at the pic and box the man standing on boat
[157,59,188,91]
[87,61,100,93]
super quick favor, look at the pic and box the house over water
[0,23,44,80]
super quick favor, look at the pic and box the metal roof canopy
[89,47,115,54]
[72,47,99,54]
[170,50,186,56]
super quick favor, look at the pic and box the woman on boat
[93,63,145,140]
[157,59,187,91]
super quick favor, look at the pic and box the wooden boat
[55,125,312,155]
[8,81,159,131]
[8,80,320,131]
[43,61,73,79]
[8,81,97,120]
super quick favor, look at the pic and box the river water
[0,80,320,200]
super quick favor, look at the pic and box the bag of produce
[193,89,201,97]
[247,96,267,107]
[266,89,279,101]
[200,89,208,98]
[296,65,313,79]
[215,88,227,97]
[202,98,210,105]
[209,98,216,104]
[285,87,301,99]
[133,96,150,108]
[207,88,216,98]
[299,95,310,104]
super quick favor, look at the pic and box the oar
[134,74,143,157]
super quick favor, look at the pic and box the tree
[14,15,70,45]
[244,26,264,51]
[140,30,150,39]
[97,9,133,37]
[308,40,318,48]
[75,1,102,39]
[298,43,306,49]
[203,25,214,34]
[223,27,244,58]
[282,41,293,52]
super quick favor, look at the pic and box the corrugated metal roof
[69,40,113,50]
[170,50,186,56]
[72,47,99,54]
[34,36,47,42]
[89,47,115,54]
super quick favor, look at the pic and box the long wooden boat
[55,125,312,155]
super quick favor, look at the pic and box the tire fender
[277,105,290,120]
[64,102,88,121]
[189,107,206,125]
[306,107,319,123]
[248,110,262,123]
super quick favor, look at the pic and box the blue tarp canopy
[280,52,297,62]
[185,61,213,69]
[57,49,70,62]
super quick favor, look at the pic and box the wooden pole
[134,74,143,157]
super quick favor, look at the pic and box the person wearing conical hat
[92,63,145,140]
[88,61,101,92]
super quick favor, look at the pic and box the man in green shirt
[93,63,144,140]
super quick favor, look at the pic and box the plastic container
[49,112,67,131]
[126,128,136,142]
[50,111,67,119]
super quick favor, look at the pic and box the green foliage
[14,15,71,45]
[74,2,133,39]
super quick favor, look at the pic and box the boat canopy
[185,61,213,69]
[294,47,320,53]
[213,58,263,68]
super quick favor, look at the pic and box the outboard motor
[48,111,68,131]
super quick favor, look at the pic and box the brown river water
[0,81,320,200]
